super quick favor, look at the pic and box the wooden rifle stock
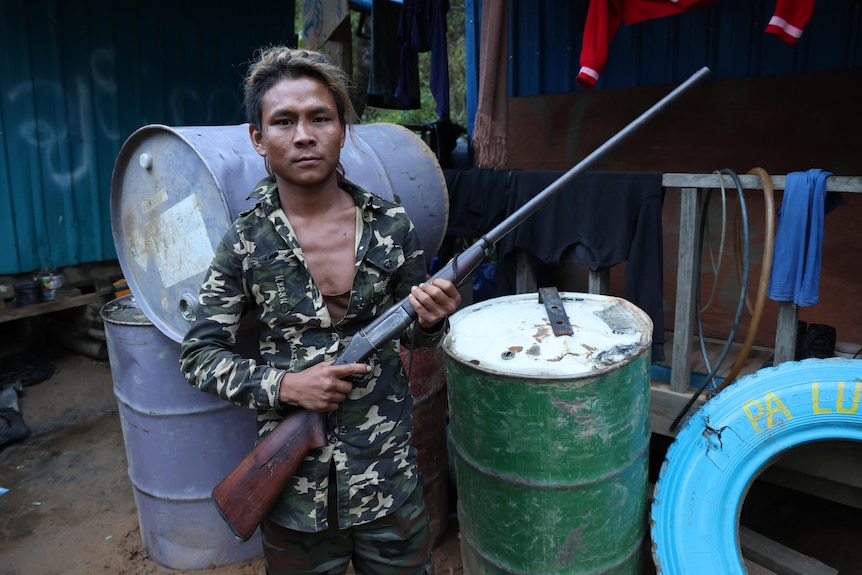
[212,409,326,540]
[211,66,711,541]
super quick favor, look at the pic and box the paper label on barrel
[147,194,215,288]
[141,188,169,214]
[128,227,149,272]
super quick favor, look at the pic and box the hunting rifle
[212,66,711,541]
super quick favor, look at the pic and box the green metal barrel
[443,292,653,575]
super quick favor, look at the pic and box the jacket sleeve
[765,0,815,45]
[178,225,286,411]
[577,0,623,90]
[394,213,450,350]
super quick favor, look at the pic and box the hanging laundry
[395,0,452,118]
[764,0,817,44]
[767,168,833,306]
[368,0,420,109]
[576,0,817,90]
[497,170,667,362]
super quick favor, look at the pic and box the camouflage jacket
[179,177,447,532]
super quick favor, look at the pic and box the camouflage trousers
[261,480,433,575]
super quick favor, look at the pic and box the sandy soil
[0,349,463,575]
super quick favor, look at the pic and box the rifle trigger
[538,287,573,337]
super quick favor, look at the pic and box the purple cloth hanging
[395,0,451,119]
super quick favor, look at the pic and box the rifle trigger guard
[538,287,574,337]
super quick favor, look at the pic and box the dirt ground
[3,341,862,575]
[0,347,463,575]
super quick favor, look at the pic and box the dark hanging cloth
[368,0,420,110]
[395,0,451,118]
[443,168,666,362]
[497,170,666,362]
[443,168,511,237]
[438,168,510,275]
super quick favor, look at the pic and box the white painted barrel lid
[443,292,653,378]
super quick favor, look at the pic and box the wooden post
[671,187,701,393]
[588,268,610,295]
[774,301,800,364]
[323,16,353,84]
[515,250,537,294]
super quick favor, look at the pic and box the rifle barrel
[337,66,711,366]
[482,66,711,247]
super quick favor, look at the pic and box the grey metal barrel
[110,122,448,343]
[101,295,261,570]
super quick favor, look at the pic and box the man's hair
[243,46,357,131]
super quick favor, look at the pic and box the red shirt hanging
[577,0,817,90]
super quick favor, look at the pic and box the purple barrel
[101,295,261,570]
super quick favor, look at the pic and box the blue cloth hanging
[767,168,834,306]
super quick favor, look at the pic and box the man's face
[250,75,346,189]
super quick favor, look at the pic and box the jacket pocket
[248,250,316,318]
[360,245,405,305]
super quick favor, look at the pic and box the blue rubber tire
[651,358,862,574]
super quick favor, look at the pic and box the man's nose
[295,119,314,142]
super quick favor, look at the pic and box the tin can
[14,279,43,306]
[38,268,66,301]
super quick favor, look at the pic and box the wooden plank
[515,250,537,294]
[773,442,862,490]
[301,0,349,51]
[588,268,609,295]
[322,16,352,80]
[739,526,838,575]
[759,465,862,511]
[758,442,862,510]
[649,381,707,437]
[0,289,112,324]
[504,72,862,177]
[662,173,862,193]
[670,187,700,393]
[774,301,799,364]
[744,559,778,575]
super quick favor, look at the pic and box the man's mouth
[294,156,321,165]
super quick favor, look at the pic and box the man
[179,46,460,574]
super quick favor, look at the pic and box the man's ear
[249,124,266,157]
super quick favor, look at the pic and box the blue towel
[767,169,833,306]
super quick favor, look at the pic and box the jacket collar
[247,176,381,213]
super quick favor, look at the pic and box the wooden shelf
[0,288,113,324]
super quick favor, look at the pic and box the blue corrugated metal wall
[0,0,296,275]
[3,0,858,275]
[467,0,861,104]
